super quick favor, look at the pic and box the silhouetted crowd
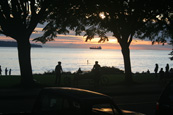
[0,65,12,76]
[154,63,173,79]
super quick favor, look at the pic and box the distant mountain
[0,41,42,48]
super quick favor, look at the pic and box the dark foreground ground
[0,82,168,115]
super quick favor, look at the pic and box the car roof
[40,87,112,103]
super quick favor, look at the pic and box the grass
[0,73,165,89]
[0,76,20,88]
[133,73,160,83]
[34,75,55,86]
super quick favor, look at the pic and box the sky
[0,24,172,50]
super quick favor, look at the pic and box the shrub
[43,70,55,75]
[100,66,124,74]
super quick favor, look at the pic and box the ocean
[0,47,172,75]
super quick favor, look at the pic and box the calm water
[0,47,172,75]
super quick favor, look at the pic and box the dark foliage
[42,70,72,75]
[100,66,124,74]
[42,66,123,76]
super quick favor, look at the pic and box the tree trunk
[121,45,133,83]
[17,37,34,88]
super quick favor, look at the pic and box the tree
[135,1,173,60]
[88,0,172,82]
[0,0,87,87]
[0,0,51,87]
[80,0,172,82]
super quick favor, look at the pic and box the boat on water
[89,46,102,49]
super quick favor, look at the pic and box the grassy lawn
[133,73,160,83]
[0,73,164,88]
[0,76,21,88]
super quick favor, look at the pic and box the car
[32,87,144,115]
[155,80,173,115]
[0,87,144,115]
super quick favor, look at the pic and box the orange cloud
[0,33,171,50]
[131,40,152,45]
[0,36,14,41]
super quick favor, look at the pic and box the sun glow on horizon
[109,39,117,43]
[0,33,171,50]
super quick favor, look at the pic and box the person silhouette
[9,69,12,76]
[0,66,2,76]
[170,68,173,77]
[159,68,164,79]
[92,61,101,71]
[92,61,101,88]
[5,67,8,76]
[77,68,82,74]
[87,60,89,65]
[154,63,159,77]
[55,61,63,86]
[165,64,169,73]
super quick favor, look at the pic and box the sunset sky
[0,24,172,50]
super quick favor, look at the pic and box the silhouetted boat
[89,46,102,49]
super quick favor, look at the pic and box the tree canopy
[0,0,50,39]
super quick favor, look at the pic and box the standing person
[77,68,82,74]
[159,68,164,80]
[165,64,169,73]
[92,61,101,88]
[5,67,8,76]
[165,64,170,78]
[87,60,89,65]
[154,63,159,77]
[9,69,12,76]
[170,68,173,77]
[0,66,2,76]
[55,61,63,86]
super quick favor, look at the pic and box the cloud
[0,36,14,41]
[130,44,171,50]
[55,35,85,41]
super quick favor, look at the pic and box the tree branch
[128,33,133,47]
[0,1,10,19]
[20,1,27,26]
[27,0,50,36]
[30,0,36,17]
[0,10,5,26]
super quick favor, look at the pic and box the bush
[100,66,124,74]
[42,66,123,76]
